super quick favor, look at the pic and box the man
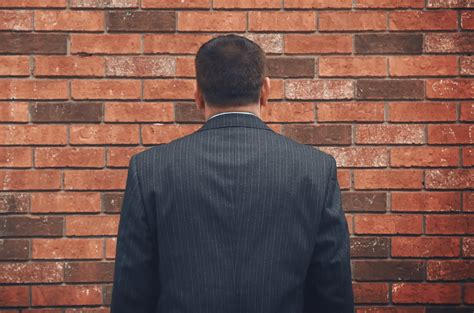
[110,34,354,313]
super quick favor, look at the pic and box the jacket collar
[196,112,273,132]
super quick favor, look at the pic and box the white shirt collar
[208,111,257,121]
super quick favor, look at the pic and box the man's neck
[204,104,261,121]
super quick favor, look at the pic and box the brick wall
[0,0,473,311]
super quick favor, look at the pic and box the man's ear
[259,77,271,107]
[194,81,205,110]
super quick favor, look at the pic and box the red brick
[356,308,424,313]
[71,0,138,7]
[285,34,352,54]
[35,147,105,168]
[144,79,195,100]
[106,11,175,32]
[461,102,474,121]
[426,215,474,235]
[32,238,102,259]
[107,147,145,167]
[389,56,458,77]
[0,56,29,76]
[72,80,141,100]
[0,193,29,214]
[0,79,68,100]
[356,0,424,8]
[393,237,460,258]
[144,34,213,54]
[32,285,102,306]
[320,11,386,31]
[390,10,457,31]
[285,80,353,100]
[65,261,115,283]
[0,10,32,31]
[464,192,473,212]
[350,237,389,258]
[320,147,388,167]
[142,124,201,144]
[214,0,280,8]
[176,57,195,77]
[319,57,386,77]
[70,124,139,145]
[425,33,474,53]
[463,238,474,257]
[461,11,474,29]
[391,192,461,212]
[427,0,473,8]
[427,260,474,281]
[31,192,101,213]
[284,0,352,8]
[463,147,473,167]
[0,147,32,167]
[35,10,103,31]
[391,147,459,167]
[0,102,29,122]
[389,102,456,122]
[0,262,63,283]
[35,56,104,77]
[465,283,474,304]
[71,34,140,54]
[249,11,316,32]
[260,102,313,122]
[355,214,422,235]
[66,215,119,236]
[105,56,174,77]
[0,0,65,7]
[428,124,473,144]
[317,102,384,122]
[0,125,67,145]
[142,0,209,8]
[281,124,352,145]
[427,79,474,99]
[353,283,389,304]
[460,56,474,75]
[355,124,425,144]
[337,170,351,190]
[105,102,174,122]
[0,286,29,307]
[354,169,423,190]
[105,238,116,259]
[392,283,461,304]
[0,170,60,190]
[426,169,472,190]
[64,169,127,190]
[178,11,246,32]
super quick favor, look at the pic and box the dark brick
[107,11,175,32]
[350,237,389,258]
[0,239,29,260]
[30,102,103,123]
[175,102,205,123]
[0,216,63,237]
[355,34,423,54]
[342,192,387,212]
[282,124,351,145]
[103,284,113,305]
[266,57,315,78]
[0,193,29,214]
[65,261,115,282]
[102,193,123,213]
[0,33,67,54]
[356,79,424,100]
[352,260,424,281]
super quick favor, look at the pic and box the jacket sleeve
[110,155,159,313]
[303,156,354,313]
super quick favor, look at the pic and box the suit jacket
[110,112,354,313]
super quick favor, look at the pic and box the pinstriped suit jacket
[110,112,354,313]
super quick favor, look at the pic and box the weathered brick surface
[0,1,471,311]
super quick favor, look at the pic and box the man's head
[194,34,271,117]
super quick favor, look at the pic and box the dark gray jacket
[110,112,354,313]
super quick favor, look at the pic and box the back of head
[195,34,267,107]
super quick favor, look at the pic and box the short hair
[195,34,267,107]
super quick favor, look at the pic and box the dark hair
[195,34,267,107]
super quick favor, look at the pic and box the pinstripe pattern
[110,112,354,313]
